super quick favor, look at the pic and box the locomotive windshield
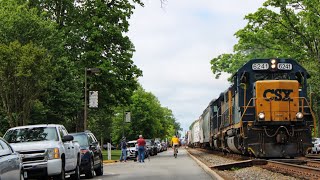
[254,72,290,81]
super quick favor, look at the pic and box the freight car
[190,119,200,147]
[190,58,316,158]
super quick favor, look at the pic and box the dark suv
[145,139,157,156]
[71,131,103,179]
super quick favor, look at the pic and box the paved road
[86,148,212,180]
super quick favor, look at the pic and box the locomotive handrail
[239,96,316,137]
[297,97,317,137]
[239,98,256,136]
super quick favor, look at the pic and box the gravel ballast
[187,148,301,180]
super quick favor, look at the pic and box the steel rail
[266,160,320,179]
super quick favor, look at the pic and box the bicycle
[173,145,178,158]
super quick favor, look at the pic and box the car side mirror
[62,135,74,142]
[90,141,98,148]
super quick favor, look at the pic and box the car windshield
[127,142,136,148]
[72,134,88,146]
[4,127,58,143]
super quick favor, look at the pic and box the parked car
[161,142,168,151]
[155,141,162,152]
[145,139,157,156]
[0,137,24,180]
[126,140,148,160]
[3,124,81,180]
[71,131,103,178]
[312,138,320,154]
[126,140,137,159]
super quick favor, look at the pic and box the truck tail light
[80,149,89,154]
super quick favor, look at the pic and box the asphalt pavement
[89,147,214,180]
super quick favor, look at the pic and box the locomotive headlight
[270,59,277,69]
[258,112,265,120]
[296,112,304,119]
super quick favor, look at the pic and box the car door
[59,127,74,171]
[0,139,20,180]
[88,134,100,166]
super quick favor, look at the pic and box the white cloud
[128,0,265,133]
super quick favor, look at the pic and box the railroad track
[263,160,320,180]
[305,154,320,159]
[211,159,320,179]
[190,148,320,179]
[196,148,251,161]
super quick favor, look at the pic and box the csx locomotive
[188,58,316,158]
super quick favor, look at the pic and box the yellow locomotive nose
[255,80,299,121]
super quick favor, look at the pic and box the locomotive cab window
[254,72,289,80]
[213,106,218,113]
[295,72,305,88]
[239,71,249,89]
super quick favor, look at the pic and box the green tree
[22,0,144,132]
[0,41,51,127]
[111,85,180,144]
[0,0,82,129]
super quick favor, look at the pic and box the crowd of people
[119,134,181,163]
[119,134,147,163]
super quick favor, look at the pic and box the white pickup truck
[3,124,81,180]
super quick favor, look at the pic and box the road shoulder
[186,148,224,180]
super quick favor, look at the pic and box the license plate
[24,171,28,178]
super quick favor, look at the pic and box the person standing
[137,135,146,163]
[119,137,127,162]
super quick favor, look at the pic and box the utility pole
[122,108,125,138]
[84,67,100,131]
[122,108,131,138]
[84,68,88,131]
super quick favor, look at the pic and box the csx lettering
[263,89,293,101]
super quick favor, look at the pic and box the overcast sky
[127,0,265,134]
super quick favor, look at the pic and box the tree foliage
[0,1,56,127]
[211,0,320,80]
[0,0,179,144]
[13,0,144,132]
[111,85,180,144]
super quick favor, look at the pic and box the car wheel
[85,159,94,179]
[95,158,103,176]
[70,161,80,180]
[53,163,65,180]
[20,171,24,180]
